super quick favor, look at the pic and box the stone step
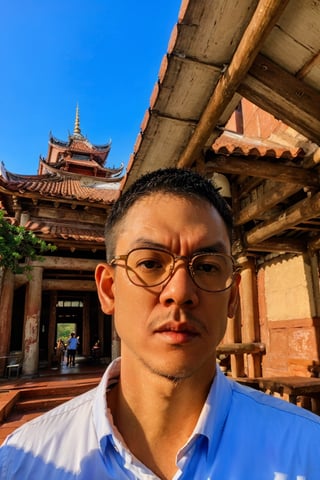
[0,391,20,423]
[0,371,102,442]
[18,382,96,400]
[16,395,73,412]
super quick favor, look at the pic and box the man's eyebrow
[194,243,229,255]
[129,238,166,250]
[130,239,230,255]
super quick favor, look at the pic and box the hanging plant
[0,210,56,274]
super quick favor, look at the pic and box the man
[1,168,320,479]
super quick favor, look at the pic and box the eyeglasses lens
[126,249,173,287]
[125,249,234,292]
[191,254,233,291]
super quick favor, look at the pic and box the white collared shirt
[1,358,320,479]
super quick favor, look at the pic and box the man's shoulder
[3,385,97,445]
[0,385,106,480]
[229,377,320,427]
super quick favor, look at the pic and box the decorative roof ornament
[73,104,83,137]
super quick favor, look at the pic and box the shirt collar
[177,365,233,462]
[92,359,233,466]
[92,357,121,452]
[93,358,158,476]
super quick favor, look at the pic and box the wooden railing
[217,342,266,356]
[217,342,266,378]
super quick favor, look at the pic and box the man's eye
[196,262,221,273]
[137,259,163,270]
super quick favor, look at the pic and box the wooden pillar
[0,269,15,375]
[22,266,43,376]
[224,309,245,378]
[82,294,90,356]
[238,256,261,377]
[47,291,57,364]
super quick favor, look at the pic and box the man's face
[96,193,239,381]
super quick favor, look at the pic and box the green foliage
[0,210,57,274]
[56,323,77,344]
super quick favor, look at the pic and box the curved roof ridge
[49,132,112,153]
[40,160,124,183]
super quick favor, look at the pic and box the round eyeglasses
[109,247,237,292]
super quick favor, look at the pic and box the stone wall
[258,254,320,376]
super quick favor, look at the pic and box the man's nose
[160,261,199,306]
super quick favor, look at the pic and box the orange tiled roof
[24,219,105,243]
[41,159,124,178]
[212,130,305,159]
[48,133,112,168]
[50,134,111,153]
[0,172,120,204]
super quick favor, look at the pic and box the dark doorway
[56,298,83,354]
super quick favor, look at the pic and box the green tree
[0,210,56,275]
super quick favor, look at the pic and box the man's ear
[227,272,241,318]
[95,263,115,315]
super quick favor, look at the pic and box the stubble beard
[139,351,203,386]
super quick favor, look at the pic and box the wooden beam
[245,192,320,245]
[35,206,106,225]
[177,0,290,168]
[303,148,320,169]
[249,54,320,121]
[237,176,265,200]
[296,51,320,80]
[235,182,300,226]
[205,154,319,186]
[240,80,320,145]
[28,256,100,270]
[42,279,96,291]
[37,238,105,251]
[308,236,320,253]
[239,55,320,144]
[217,342,265,355]
[246,238,306,254]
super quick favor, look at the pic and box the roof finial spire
[74,104,81,136]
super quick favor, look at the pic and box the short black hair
[105,168,233,260]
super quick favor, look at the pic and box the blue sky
[0,1,181,174]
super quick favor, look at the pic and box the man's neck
[107,359,215,479]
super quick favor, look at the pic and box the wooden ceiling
[123,0,320,257]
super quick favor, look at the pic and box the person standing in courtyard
[66,332,78,367]
[1,167,320,479]
[56,338,66,366]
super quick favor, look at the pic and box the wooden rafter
[235,182,301,226]
[245,192,320,245]
[177,0,290,168]
[205,153,319,187]
[245,238,306,254]
[239,54,320,144]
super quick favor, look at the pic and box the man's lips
[153,322,200,344]
[154,321,199,334]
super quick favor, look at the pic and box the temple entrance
[56,298,83,354]
[39,290,112,365]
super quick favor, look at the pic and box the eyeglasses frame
[109,247,240,293]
